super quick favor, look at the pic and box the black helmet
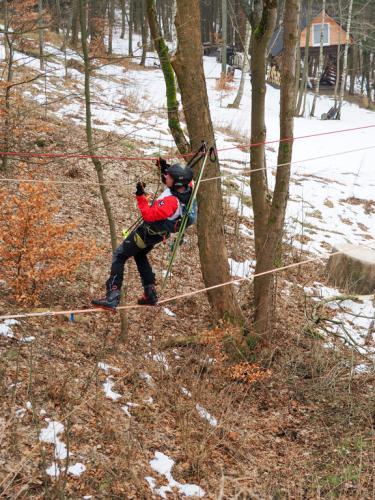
[166,163,193,188]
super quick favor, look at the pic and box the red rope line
[0,124,374,162]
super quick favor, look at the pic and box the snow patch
[0,319,19,339]
[39,419,85,478]
[103,377,122,401]
[146,451,205,498]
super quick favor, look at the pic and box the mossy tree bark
[172,0,243,324]
[146,0,189,154]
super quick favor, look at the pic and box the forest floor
[0,112,374,499]
[0,27,374,500]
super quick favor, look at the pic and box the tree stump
[326,244,375,294]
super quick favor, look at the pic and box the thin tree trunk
[253,0,300,334]
[79,0,117,251]
[337,0,353,119]
[228,20,251,109]
[79,0,128,340]
[54,0,62,33]
[294,31,301,109]
[71,0,79,47]
[129,0,134,56]
[365,49,371,103]
[147,0,189,153]
[89,0,106,53]
[3,0,9,61]
[349,41,357,95]
[241,0,278,257]
[120,0,126,39]
[172,0,243,324]
[333,16,342,107]
[310,1,325,117]
[108,0,115,55]
[161,0,171,41]
[170,0,177,50]
[140,0,148,66]
[38,0,45,71]
[295,0,312,116]
[1,34,13,172]
[221,0,227,77]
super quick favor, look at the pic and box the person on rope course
[92,159,197,310]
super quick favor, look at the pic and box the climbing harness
[161,145,211,293]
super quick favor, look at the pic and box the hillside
[0,21,374,500]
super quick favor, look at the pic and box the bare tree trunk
[147,0,189,153]
[71,0,80,47]
[79,0,117,251]
[3,0,9,61]
[221,0,227,77]
[1,32,13,172]
[349,40,357,95]
[310,0,325,117]
[295,0,312,116]
[108,0,115,55]
[240,0,277,257]
[161,0,171,41]
[253,0,300,334]
[120,0,126,39]
[170,0,177,50]
[172,0,243,323]
[334,30,341,106]
[89,0,106,53]
[140,0,148,66]
[228,20,251,109]
[79,0,128,339]
[38,0,45,71]
[337,0,353,119]
[54,0,62,33]
[129,0,134,56]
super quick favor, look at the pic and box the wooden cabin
[268,10,353,88]
[300,11,353,87]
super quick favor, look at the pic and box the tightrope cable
[0,249,353,321]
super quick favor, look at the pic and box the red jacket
[136,188,179,223]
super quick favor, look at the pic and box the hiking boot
[137,284,158,306]
[92,286,120,310]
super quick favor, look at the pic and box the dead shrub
[0,181,97,304]
[215,75,234,92]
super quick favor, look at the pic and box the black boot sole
[91,300,118,312]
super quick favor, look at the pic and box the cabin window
[312,23,329,46]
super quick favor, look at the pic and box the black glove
[135,181,146,196]
[157,157,170,175]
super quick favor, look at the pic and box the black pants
[107,224,165,291]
